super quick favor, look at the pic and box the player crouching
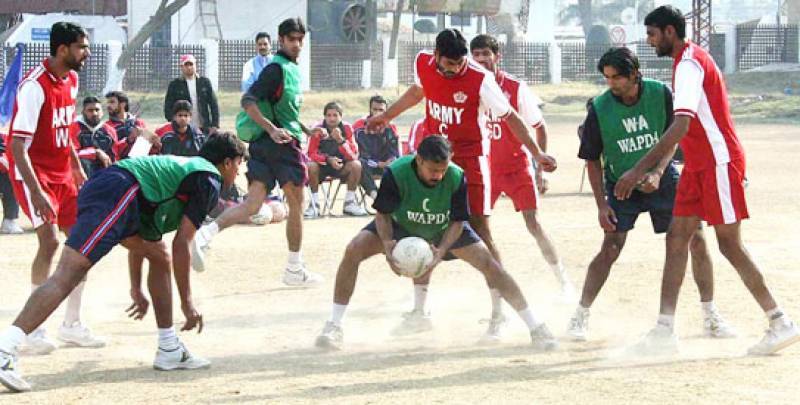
[0,132,247,393]
[315,136,557,351]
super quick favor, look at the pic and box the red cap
[180,54,196,65]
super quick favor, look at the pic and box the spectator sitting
[305,101,367,218]
[241,32,272,93]
[156,100,206,157]
[70,96,126,178]
[355,95,399,200]
[0,130,23,234]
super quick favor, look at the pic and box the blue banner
[0,43,25,126]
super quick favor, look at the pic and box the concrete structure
[4,14,126,45]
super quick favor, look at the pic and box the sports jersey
[70,117,126,175]
[155,122,206,157]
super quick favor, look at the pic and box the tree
[104,0,190,93]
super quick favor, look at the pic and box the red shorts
[491,166,538,211]
[10,171,78,229]
[674,158,749,225]
[452,155,491,216]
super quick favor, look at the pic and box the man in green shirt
[0,132,246,393]
[567,47,734,343]
[315,136,557,351]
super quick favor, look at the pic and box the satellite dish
[621,7,636,25]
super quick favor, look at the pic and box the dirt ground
[1,121,799,404]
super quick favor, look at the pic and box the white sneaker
[0,219,23,234]
[0,350,30,393]
[704,311,737,338]
[343,200,367,216]
[748,321,800,356]
[190,238,207,273]
[282,263,324,287]
[567,307,590,341]
[304,202,321,219]
[479,313,508,344]
[392,310,434,335]
[58,322,106,348]
[19,329,56,356]
[630,324,679,356]
[530,324,559,351]
[556,280,577,304]
[315,321,343,350]
[153,342,211,371]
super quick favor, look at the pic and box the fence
[122,44,206,92]
[0,43,108,94]
[736,23,799,71]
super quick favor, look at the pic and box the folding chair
[320,178,373,217]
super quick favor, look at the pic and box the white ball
[392,237,434,278]
[249,203,273,225]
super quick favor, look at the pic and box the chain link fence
[1,43,108,94]
[122,44,206,92]
[736,24,799,71]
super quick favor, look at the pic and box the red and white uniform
[407,117,430,154]
[488,71,544,211]
[671,42,747,225]
[6,58,79,228]
[414,50,512,215]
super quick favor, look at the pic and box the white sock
[657,314,675,330]
[517,308,542,331]
[205,221,220,239]
[490,289,503,317]
[330,303,348,326]
[550,261,567,284]
[310,192,320,204]
[345,191,356,202]
[158,327,179,351]
[287,250,302,266]
[578,304,590,314]
[766,307,789,328]
[701,300,717,317]
[63,281,85,326]
[0,326,26,353]
[413,284,429,313]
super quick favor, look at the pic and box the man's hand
[269,127,293,144]
[72,165,87,188]
[180,301,204,333]
[535,167,549,194]
[30,188,55,223]
[366,113,389,133]
[126,289,150,320]
[96,150,112,168]
[614,168,645,200]
[136,128,162,150]
[310,127,327,138]
[422,244,444,275]
[534,153,557,172]
[330,127,343,143]
[637,171,661,194]
[327,156,344,170]
[383,240,404,276]
[598,202,618,232]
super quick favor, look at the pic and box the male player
[315,136,557,351]
[614,6,799,354]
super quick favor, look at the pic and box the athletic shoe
[479,313,508,344]
[630,324,679,356]
[315,321,343,350]
[0,350,30,393]
[19,329,56,356]
[0,219,23,234]
[282,263,324,287]
[304,202,321,219]
[748,321,800,355]
[530,324,559,351]
[153,342,211,371]
[556,280,577,304]
[58,322,106,348]
[392,310,434,335]
[703,311,737,338]
[342,200,367,216]
[566,307,590,341]
[190,237,207,273]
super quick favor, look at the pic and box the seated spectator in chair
[156,100,206,157]
[305,101,367,218]
[105,90,152,158]
[355,95,399,199]
[0,130,23,234]
[70,96,126,178]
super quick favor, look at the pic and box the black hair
[323,101,343,116]
[50,21,88,57]
[104,90,130,112]
[417,135,452,163]
[597,47,640,77]
[255,32,271,42]
[435,29,468,60]
[469,34,500,55]
[172,100,193,116]
[644,6,686,39]
[278,17,306,37]
[82,96,100,107]
[368,95,386,108]
[200,132,248,165]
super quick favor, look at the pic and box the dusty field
[1,121,799,404]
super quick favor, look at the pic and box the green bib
[389,155,464,241]
[116,155,220,241]
[235,53,304,142]
[592,78,668,182]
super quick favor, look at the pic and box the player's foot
[530,324,558,351]
[283,263,324,287]
[748,321,800,356]
[58,322,107,348]
[392,310,433,335]
[479,313,508,344]
[566,307,590,341]
[630,324,678,356]
[249,203,273,225]
[0,219,23,234]
[556,280,577,304]
[704,311,737,338]
[0,350,30,393]
[153,342,211,371]
[304,202,321,219]
[19,329,56,356]
[343,200,367,216]
[315,321,343,351]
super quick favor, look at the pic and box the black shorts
[246,135,308,189]
[318,163,348,180]
[363,219,481,260]
[65,166,141,264]
[606,166,679,234]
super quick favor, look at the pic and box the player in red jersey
[368,29,556,336]
[6,22,105,354]
[614,6,799,355]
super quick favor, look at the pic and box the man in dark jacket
[163,54,220,135]
[354,95,399,200]
[70,96,126,178]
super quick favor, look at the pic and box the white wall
[6,14,127,45]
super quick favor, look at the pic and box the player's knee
[717,236,743,259]
[39,236,60,257]
[343,239,367,263]
[666,229,691,252]
[599,237,624,262]
[689,234,708,256]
